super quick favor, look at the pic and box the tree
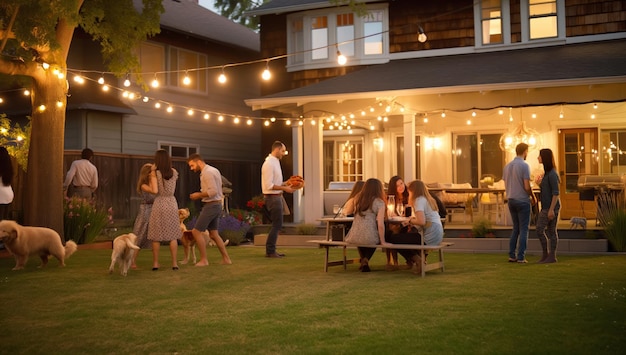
[0,0,163,236]
[215,0,367,31]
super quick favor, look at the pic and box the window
[453,133,505,186]
[287,5,389,71]
[600,130,626,175]
[528,0,558,39]
[480,0,503,45]
[158,142,199,158]
[311,16,329,60]
[138,42,208,93]
[168,47,208,92]
[474,0,563,46]
[323,138,364,186]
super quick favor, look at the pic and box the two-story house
[244,0,626,223]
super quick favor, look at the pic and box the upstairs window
[287,5,389,71]
[480,0,504,45]
[528,0,558,39]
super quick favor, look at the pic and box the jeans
[507,198,531,260]
[265,195,283,255]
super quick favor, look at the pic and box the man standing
[187,153,232,266]
[63,148,98,199]
[261,141,299,258]
[503,143,535,263]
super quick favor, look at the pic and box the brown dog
[109,233,140,276]
[178,208,228,264]
[0,220,78,270]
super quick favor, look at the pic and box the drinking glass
[396,203,405,217]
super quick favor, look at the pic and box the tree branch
[0,5,19,53]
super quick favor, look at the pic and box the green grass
[1,246,625,354]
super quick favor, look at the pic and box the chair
[479,179,505,224]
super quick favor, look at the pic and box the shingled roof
[247,39,626,108]
[134,0,259,52]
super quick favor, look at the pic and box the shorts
[193,203,222,232]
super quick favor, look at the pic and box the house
[243,0,626,224]
[2,0,263,222]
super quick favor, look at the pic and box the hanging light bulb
[42,62,50,70]
[98,73,105,85]
[123,74,131,87]
[187,109,194,116]
[204,113,210,120]
[166,106,173,113]
[337,50,347,65]
[151,74,159,88]
[102,84,110,92]
[261,62,271,81]
[218,67,227,84]
[218,115,224,122]
[182,71,191,86]
[247,119,253,125]
[417,26,428,43]
[441,110,446,118]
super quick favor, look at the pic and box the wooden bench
[307,240,454,277]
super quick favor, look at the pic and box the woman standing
[536,148,560,263]
[131,163,155,269]
[404,180,444,274]
[343,178,389,272]
[147,150,180,271]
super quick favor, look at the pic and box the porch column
[403,114,417,181]
[293,120,323,224]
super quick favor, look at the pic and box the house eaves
[245,39,626,111]
[133,0,259,52]
[245,0,381,17]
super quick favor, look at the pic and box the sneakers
[517,259,528,264]
[508,257,517,263]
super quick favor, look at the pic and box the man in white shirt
[63,148,98,199]
[261,141,298,258]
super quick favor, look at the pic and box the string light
[261,61,271,81]
[218,67,227,84]
[123,74,131,87]
[337,49,347,65]
[417,26,428,43]
[182,71,191,86]
[151,74,159,88]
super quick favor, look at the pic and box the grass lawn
[0,245,625,354]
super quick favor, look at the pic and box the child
[131,164,155,269]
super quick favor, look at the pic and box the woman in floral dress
[147,150,180,271]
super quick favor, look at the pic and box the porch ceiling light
[499,121,542,153]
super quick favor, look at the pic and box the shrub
[471,218,493,238]
[296,223,319,235]
[604,209,626,252]
[230,208,262,225]
[218,213,250,246]
[64,196,113,244]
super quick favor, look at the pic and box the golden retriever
[0,220,78,270]
[109,233,140,276]
[178,208,228,265]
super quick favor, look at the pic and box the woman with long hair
[342,180,365,217]
[343,178,389,272]
[146,150,180,271]
[404,180,444,273]
[536,148,560,263]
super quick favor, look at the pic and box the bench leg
[324,246,329,272]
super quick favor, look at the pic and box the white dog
[178,208,228,265]
[0,220,78,270]
[109,233,141,276]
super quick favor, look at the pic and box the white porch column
[403,114,417,181]
[293,120,323,224]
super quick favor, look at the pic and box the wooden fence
[9,152,263,227]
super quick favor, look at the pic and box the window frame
[286,4,389,72]
[322,136,365,185]
[158,141,200,158]
[474,0,565,48]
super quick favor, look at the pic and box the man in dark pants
[260,141,299,258]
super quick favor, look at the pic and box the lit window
[481,0,503,44]
[363,11,383,55]
[529,0,558,39]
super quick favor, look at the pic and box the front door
[558,128,599,219]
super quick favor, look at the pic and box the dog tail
[125,239,141,250]
[64,240,78,259]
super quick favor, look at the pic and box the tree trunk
[24,71,66,238]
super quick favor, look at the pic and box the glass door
[558,128,598,219]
